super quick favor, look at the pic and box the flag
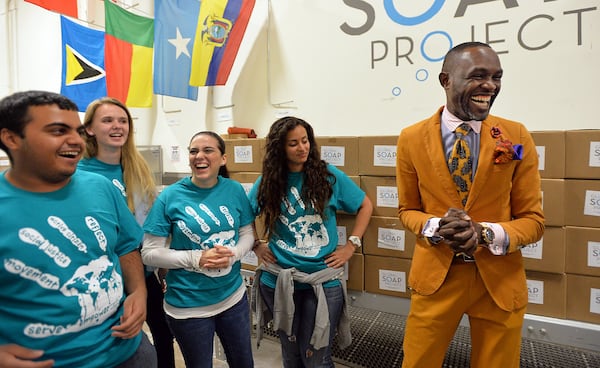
[189,0,256,86]
[153,0,199,100]
[104,0,154,107]
[25,0,78,18]
[60,16,107,112]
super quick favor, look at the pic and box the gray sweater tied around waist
[250,262,352,350]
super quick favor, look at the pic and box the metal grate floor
[262,305,600,367]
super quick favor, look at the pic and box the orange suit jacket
[396,107,544,312]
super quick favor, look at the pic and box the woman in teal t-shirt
[249,116,373,368]
[142,131,255,368]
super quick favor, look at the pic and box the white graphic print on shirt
[6,217,122,338]
[276,185,329,257]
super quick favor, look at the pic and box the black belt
[452,253,476,264]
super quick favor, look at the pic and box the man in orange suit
[396,42,544,367]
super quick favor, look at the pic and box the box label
[377,228,405,251]
[378,269,406,292]
[583,190,600,217]
[240,182,253,195]
[373,145,396,167]
[234,145,253,163]
[321,146,345,167]
[536,146,546,171]
[376,186,398,208]
[590,288,600,315]
[521,239,543,260]
[241,251,258,266]
[589,141,600,167]
[527,279,544,304]
[588,241,600,268]
[337,226,348,246]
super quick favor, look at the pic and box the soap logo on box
[373,145,396,167]
[584,190,600,217]
[234,146,253,164]
[589,141,600,167]
[526,279,544,305]
[376,186,398,208]
[321,146,345,166]
[378,269,406,292]
[521,239,543,260]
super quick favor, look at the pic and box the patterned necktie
[448,123,473,206]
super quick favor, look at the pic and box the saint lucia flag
[60,16,107,112]
[105,0,154,107]
[189,0,255,86]
[154,0,199,100]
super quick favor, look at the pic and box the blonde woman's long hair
[83,97,157,212]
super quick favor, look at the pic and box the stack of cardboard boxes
[522,130,600,323]
[227,130,600,324]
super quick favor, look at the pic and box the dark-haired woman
[142,131,255,368]
[249,117,372,367]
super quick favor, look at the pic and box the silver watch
[348,235,362,248]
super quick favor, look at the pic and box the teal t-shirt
[248,164,366,289]
[0,170,144,367]
[143,176,255,308]
[78,157,126,198]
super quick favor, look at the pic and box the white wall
[2,0,599,172]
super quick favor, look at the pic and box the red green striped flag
[104,0,154,107]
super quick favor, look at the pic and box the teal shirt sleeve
[327,164,365,214]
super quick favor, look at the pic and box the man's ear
[439,72,449,88]
[0,128,20,150]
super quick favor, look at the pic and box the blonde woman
[79,97,176,368]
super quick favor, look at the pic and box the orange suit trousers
[401,262,526,368]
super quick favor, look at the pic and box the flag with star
[60,16,107,111]
[153,0,199,100]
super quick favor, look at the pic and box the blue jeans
[260,282,344,368]
[115,332,157,368]
[166,293,253,368]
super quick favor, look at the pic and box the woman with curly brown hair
[249,116,372,368]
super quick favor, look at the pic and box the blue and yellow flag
[189,0,256,86]
[154,0,199,100]
[60,16,106,111]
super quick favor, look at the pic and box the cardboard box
[540,179,565,227]
[566,274,600,324]
[241,250,259,271]
[358,136,398,176]
[223,138,265,172]
[525,271,566,319]
[565,130,600,179]
[521,226,566,274]
[363,216,416,259]
[360,176,398,217]
[229,172,260,195]
[345,253,364,291]
[0,152,9,173]
[565,226,600,277]
[336,214,361,254]
[564,179,600,227]
[316,137,359,176]
[530,131,566,179]
[364,255,411,298]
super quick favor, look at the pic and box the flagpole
[6,0,19,92]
